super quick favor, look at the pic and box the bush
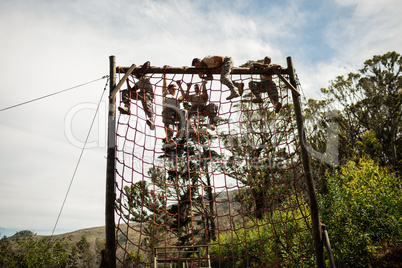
[208,196,315,267]
[0,232,70,268]
[319,158,402,266]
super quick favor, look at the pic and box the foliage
[0,232,105,268]
[220,86,298,220]
[318,158,402,266]
[0,232,70,268]
[126,249,144,265]
[75,235,95,267]
[208,195,315,267]
[301,97,339,185]
[305,51,402,177]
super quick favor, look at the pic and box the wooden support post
[105,55,117,268]
[272,68,300,97]
[287,56,325,268]
[322,224,336,268]
[109,64,136,99]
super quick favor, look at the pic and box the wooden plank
[109,63,136,99]
[116,66,289,76]
[273,68,300,97]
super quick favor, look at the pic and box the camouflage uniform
[188,93,219,129]
[201,55,241,100]
[249,72,279,105]
[220,56,236,90]
[163,96,185,140]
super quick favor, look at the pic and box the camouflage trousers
[221,56,235,89]
[163,108,186,139]
[189,103,219,128]
[249,80,279,104]
[121,89,154,119]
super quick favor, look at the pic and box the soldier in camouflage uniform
[192,55,244,100]
[163,81,186,147]
[177,80,219,132]
[118,62,155,130]
[248,56,282,113]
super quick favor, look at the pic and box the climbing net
[114,64,316,267]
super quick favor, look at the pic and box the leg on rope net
[163,111,176,149]
[203,103,219,131]
[176,110,186,141]
[118,74,156,130]
[187,107,200,137]
[248,79,282,113]
[163,109,185,149]
[249,80,264,103]
[118,80,139,114]
[221,57,241,100]
[266,80,282,113]
[141,90,155,130]
[191,55,242,100]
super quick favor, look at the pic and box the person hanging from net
[118,61,155,130]
[191,55,244,100]
[176,80,219,134]
[162,73,186,148]
[248,56,283,113]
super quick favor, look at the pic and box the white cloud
[327,0,402,65]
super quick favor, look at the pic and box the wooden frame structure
[105,55,325,267]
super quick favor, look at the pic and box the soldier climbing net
[112,61,317,267]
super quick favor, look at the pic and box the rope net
[114,64,315,267]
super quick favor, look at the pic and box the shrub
[209,196,315,267]
[0,232,70,268]
[319,158,402,266]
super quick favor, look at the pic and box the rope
[0,76,109,112]
[114,70,315,267]
[50,77,110,237]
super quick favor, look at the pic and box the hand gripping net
[114,65,316,267]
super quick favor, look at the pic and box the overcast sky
[1,0,401,238]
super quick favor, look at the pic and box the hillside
[1,189,242,266]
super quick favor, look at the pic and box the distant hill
[51,225,106,244]
[2,189,243,267]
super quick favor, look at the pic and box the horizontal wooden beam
[116,65,289,76]
[115,65,301,96]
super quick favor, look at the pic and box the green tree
[307,51,402,176]
[76,235,94,267]
[0,231,70,268]
[209,195,314,267]
[116,125,223,253]
[68,244,79,267]
[116,178,166,253]
[301,97,339,186]
[155,130,223,245]
[220,64,300,220]
[0,235,15,267]
[318,157,402,266]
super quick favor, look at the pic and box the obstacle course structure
[105,56,326,267]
